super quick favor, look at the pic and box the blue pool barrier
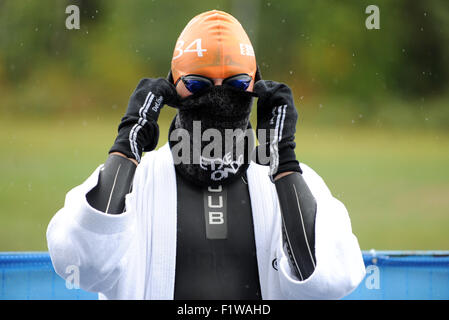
[0,251,448,300]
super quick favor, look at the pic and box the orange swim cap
[171,10,257,85]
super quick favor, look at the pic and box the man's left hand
[253,80,302,179]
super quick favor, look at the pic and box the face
[176,76,255,98]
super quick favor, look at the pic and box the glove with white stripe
[109,78,178,163]
[253,80,302,179]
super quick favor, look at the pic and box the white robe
[46,143,366,300]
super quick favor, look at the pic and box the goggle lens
[183,78,212,93]
[180,74,252,94]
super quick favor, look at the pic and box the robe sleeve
[275,164,366,299]
[46,165,137,293]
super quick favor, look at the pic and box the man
[47,10,365,300]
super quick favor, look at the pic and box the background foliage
[0,0,448,251]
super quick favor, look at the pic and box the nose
[213,79,223,85]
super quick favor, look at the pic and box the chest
[173,171,262,299]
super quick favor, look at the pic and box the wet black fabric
[253,80,302,177]
[173,170,262,300]
[109,78,178,162]
[169,85,257,187]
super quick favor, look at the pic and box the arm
[254,80,317,280]
[86,78,177,215]
[254,80,365,298]
[47,78,177,292]
[275,164,366,299]
[274,171,317,281]
[85,153,136,214]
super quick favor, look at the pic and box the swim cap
[171,10,257,84]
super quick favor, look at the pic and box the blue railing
[1,251,448,300]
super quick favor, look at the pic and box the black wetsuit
[87,154,316,299]
[174,171,262,300]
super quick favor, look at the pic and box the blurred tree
[0,0,448,123]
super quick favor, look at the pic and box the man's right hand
[109,78,178,163]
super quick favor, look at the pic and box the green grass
[1,111,448,251]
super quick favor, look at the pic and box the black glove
[253,80,302,179]
[109,78,178,163]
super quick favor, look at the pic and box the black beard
[169,85,257,187]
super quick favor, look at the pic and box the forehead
[171,10,257,84]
